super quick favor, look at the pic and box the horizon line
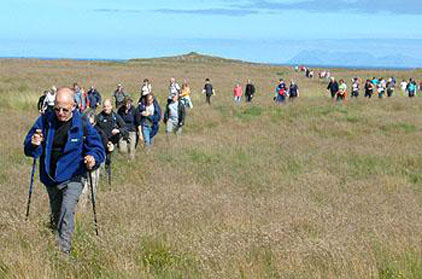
[0,54,418,71]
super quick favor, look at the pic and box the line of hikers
[326,76,419,103]
[37,77,219,116]
[37,80,199,158]
[108,77,216,109]
[296,65,334,80]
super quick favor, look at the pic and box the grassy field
[0,55,421,278]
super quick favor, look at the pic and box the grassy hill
[0,56,421,278]
[129,52,253,65]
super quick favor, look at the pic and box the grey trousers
[166,120,182,135]
[118,131,137,160]
[46,177,84,253]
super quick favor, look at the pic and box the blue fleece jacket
[24,111,105,187]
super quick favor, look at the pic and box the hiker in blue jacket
[24,88,105,254]
[87,85,102,111]
[136,93,161,147]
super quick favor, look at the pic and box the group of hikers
[326,76,419,103]
[294,65,421,103]
[25,68,420,254]
[35,77,216,166]
[27,76,222,254]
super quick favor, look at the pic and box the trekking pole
[88,171,99,236]
[106,164,111,186]
[108,167,111,187]
[25,158,37,220]
[105,153,112,187]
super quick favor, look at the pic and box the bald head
[55,88,75,105]
[103,98,113,114]
[103,99,112,106]
[54,87,76,122]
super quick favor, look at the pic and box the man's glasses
[54,107,71,113]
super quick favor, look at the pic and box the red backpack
[278,87,286,96]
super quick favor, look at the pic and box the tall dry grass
[0,58,421,278]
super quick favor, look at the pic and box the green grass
[374,245,422,279]
[136,236,200,277]
[1,58,421,278]
[380,123,418,134]
[234,105,263,121]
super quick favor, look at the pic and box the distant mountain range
[288,50,422,69]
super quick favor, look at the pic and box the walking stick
[107,166,111,187]
[88,171,99,236]
[25,158,37,220]
[105,153,112,187]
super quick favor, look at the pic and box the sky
[1,0,422,66]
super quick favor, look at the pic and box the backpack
[408,82,416,92]
[278,86,286,96]
[204,84,213,95]
[38,95,47,112]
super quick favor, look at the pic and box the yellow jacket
[180,86,191,97]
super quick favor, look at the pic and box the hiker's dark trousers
[46,177,84,253]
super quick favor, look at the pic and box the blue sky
[2,0,422,66]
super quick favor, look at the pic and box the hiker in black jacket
[327,77,339,99]
[202,78,215,105]
[245,80,256,103]
[95,99,127,177]
[117,97,138,160]
[95,99,127,146]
